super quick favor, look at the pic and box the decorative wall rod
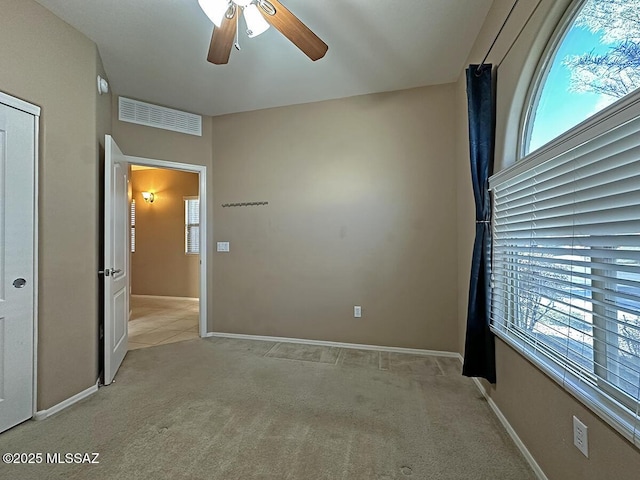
[221,201,269,208]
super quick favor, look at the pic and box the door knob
[98,268,122,277]
[13,278,27,288]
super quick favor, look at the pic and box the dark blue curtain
[462,64,496,383]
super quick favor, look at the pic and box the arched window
[491,0,640,447]
[523,0,640,156]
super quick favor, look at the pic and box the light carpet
[0,337,536,479]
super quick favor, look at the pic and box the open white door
[0,95,38,432]
[104,135,129,385]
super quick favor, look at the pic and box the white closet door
[0,97,37,433]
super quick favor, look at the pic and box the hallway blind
[131,200,136,253]
[185,197,200,254]
[490,115,640,446]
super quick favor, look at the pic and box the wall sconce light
[141,191,155,203]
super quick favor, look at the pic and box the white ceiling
[35,0,493,117]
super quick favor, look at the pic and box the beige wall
[131,168,199,298]
[0,0,111,409]
[0,3,460,355]
[456,0,640,478]
[211,86,458,350]
[115,87,459,350]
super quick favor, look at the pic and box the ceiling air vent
[118,97,202,136]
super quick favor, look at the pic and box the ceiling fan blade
[259,0,328,61]
[207,7,237,65]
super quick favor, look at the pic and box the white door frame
[126,156,208,337]
[0,91,40,417]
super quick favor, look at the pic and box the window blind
[185,198,200,254]
[490,115,640,446]
[131,200,136,253]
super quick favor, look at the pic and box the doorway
[126,156,208,346]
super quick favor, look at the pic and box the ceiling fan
[198,0,328,65]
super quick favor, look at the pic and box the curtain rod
[497,0,544,69]
[476,0,521,75]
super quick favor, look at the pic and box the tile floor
[128,295,199,350]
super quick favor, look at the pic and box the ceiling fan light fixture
[243,3,270,38]
[198,0,229,27]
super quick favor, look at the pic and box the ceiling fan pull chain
[234,6,241,50]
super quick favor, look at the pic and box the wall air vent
[118,97,202,136]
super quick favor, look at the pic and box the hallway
[128,295,199,350]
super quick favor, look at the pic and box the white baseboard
[33,380,99,421]
[131,294,198,302]
[206,331,460,358]
[472,378,548,480]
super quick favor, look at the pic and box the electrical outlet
[354,306,362,318]
[573,415,589,458]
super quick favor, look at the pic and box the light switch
[217,241,229,252]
